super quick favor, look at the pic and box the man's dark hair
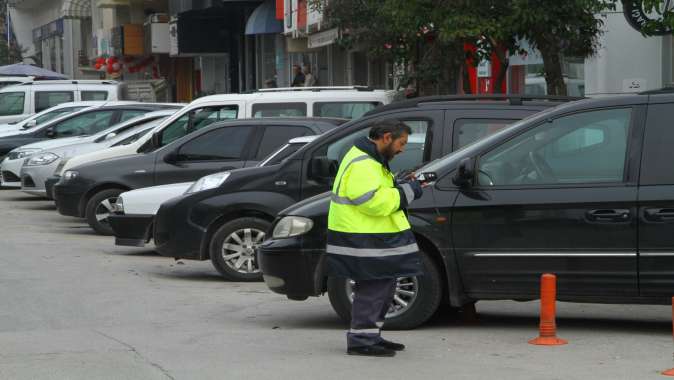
[369,119,412,140]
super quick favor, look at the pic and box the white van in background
[0,80,123,124]
[55,87,393,177]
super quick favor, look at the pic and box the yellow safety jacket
[326,137,423,280]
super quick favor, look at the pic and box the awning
[61,0,91,19]
[245,0,283,35]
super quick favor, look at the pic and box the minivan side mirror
[151,131,161,149]
[104,132,117,140]
[23,119,37,129]
[452,157,476,187]
[164,150,179,165]
[45,127,56,138]
[310,156,338,180]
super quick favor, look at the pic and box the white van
[55,87,393,176]
[0,80,122,124]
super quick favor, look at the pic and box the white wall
[585,8,665,96]
[10,1,62,61]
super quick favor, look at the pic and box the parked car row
[14,86,669,332]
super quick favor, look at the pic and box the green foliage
[313,0,618,95]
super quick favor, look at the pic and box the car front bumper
[45,176,60,200]
[109,213,154,247]
[54,180,90,217]
[0,156,24,187]
[20,162,59,196]
[153,194,206,260]
[258,237,326,300]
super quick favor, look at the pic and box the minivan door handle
[644,208,674,221]
[586,209,630,222]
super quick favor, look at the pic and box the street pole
[6,0,10,63]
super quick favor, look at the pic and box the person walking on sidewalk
[326,119,424,357]
[291,65,305,87]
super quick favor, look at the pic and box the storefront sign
[477,60,491,78]
[308,28,339,49]
[623,0,674,35]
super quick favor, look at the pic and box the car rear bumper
[258,237,325,300]
[109,213,154,247]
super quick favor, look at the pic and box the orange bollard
[661,297,674,376]
[528,273,568,346]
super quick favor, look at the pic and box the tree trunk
[539,45,567,96]
[462,63,472,94]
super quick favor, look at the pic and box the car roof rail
[638,86,674,95]
[257,86,377,92]
[365,94,583,116]
[19,80,118,86]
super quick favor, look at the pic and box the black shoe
[347,345,396,357]
[378,339,405,351]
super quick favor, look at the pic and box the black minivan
[151,96,573,281]
[259,91,674,330]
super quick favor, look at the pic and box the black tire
[209,217,270,282]
[327,249,443,330]
[85,188,124,236]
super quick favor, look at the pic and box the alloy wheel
[346,276,419,319]
[221,228,265,274]
[94,196,118,226]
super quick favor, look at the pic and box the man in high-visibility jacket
[327,118,424,357]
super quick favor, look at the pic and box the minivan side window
[118,110,147,122]
[313,102,381,119]
[639,103,674,185]
[0,92,25,115]
[478,108,632,187]
[177,126,254,161]
[51,111,115,137]
[81,91,108,101]
[255,126,312,160]
[452,119,517,150]
[252,103,306,118]
[34,106,87,125]
[159,105,239,146]
[35,91,74,113]
[316,119,430,175]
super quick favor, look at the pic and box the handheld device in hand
[416,172,437,185]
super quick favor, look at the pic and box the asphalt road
[1,188,674,380]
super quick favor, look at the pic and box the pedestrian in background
[291,65,305,87]
[303,64,317,87]
[326,119,424,357]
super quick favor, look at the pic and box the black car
[0,103,179,158]
[109,134,321,248]
[259,90,674,330]
[151,95,575,281]
[53,118,345,235]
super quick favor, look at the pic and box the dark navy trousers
[347,278,397,348]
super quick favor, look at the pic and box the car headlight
[185,172,230,194]
[54,158,69,175]
[63,170,79,181]
[25,152,59,166]
[7,149,40,160]
[272,216,314,239]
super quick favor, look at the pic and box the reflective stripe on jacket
[326,141,423,280]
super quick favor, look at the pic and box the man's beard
[382,143,397,161]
